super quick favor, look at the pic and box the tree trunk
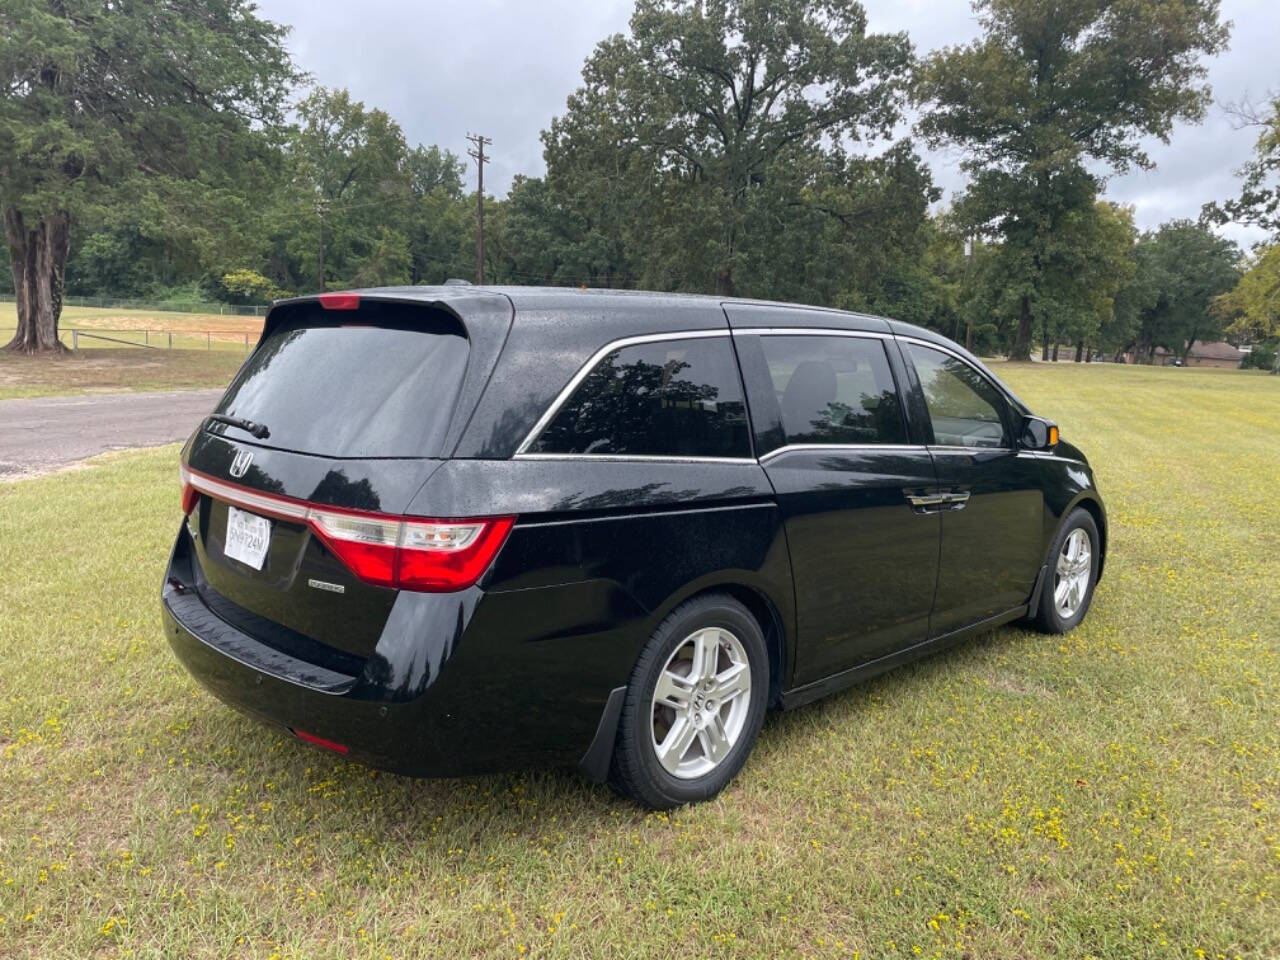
[1052,341,1060,361]
[1074,340,1084,362]
[4,207,71,354]
[1009,296,1033,361]
[714,268,734,297]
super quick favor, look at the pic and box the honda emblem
[229,450,253,479]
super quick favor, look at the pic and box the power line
[466,133,491,285]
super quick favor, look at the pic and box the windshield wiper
[206,413,270,440]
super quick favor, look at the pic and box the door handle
[904,489,969,513]
[908,493,948,507]
[904,490,948,511]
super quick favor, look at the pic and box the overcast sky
[258,0,1277,247]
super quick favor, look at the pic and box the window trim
[758,443,927,464]
[898,337,1016,450]
[736,327,891,341]
[512,329,745,460]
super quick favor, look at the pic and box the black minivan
[162,286,1106,808]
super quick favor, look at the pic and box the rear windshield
[214,303,469,458]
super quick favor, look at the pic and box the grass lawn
[0,364,1275,959]
[0,350,246,400]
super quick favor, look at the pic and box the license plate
[224,505,271,571]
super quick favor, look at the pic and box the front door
[734,330,941,685]
[899,341,1044,636]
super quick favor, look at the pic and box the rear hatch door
[182,295,505,662]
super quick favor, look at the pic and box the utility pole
[466,133,491,285]
[316,198,329,292]
[963,235,974,353]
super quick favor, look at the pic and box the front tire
[610,594,768,809]
[1033,507,1100,633]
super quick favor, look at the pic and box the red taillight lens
[307,508,514,592]
[397,517,516,591]
[179,464,199,515]
[180,465,515,593]
[307,510,401,588]
[293,729,349,753]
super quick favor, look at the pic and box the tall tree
[916,0,1229,360]
[1130,220,1239,361]
[1214,243,1280,372]
[1204,93,1280,237]
[287,87,414,289]
[0,0,298,352]
[404,145,470,284]
[544,0,914,295]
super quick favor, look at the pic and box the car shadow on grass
[188,620,1041,833]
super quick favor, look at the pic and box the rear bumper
[161,523,627,778]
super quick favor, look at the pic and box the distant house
[1152,342,1242,369]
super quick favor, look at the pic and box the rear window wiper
[206,413,270,439]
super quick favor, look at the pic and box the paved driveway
[0,389,224,478]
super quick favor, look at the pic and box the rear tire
[1033,508,1100,634]
[609,593,768,809]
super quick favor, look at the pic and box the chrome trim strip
[927,444,1013,453]
[732,327,891,340]
[512,452,757,465]
[758,443,927,463]
[185,470,309,521]
[513,329,732,455]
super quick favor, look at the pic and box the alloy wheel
[1054,528,1092,619]
[649,626,752,779]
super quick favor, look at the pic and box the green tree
[543,0,914,295]
[287,87,414,290]
[1,0,298,352]
[404,145,471,284]
[1204,93,1280,237]
[1046,201,1138,361]
[1131,220,1239,362]
[916,0,1229,360]
[1215,243,1280,372]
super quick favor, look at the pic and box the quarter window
[759,335,908,446]
[907,344,1009,448]
[530,336,751,458]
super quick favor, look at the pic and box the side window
[758,335,908,446]
[530,336,751,458]
[906,344,1010,448]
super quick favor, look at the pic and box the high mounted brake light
[178,464,514,592]
[318,293,360,310]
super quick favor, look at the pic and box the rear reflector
[318,293,360,310]
[179,463,515,592]
[293,729,349,753]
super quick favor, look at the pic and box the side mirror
[1019,415,1059,450]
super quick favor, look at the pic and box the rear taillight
[180,465,199,515]
[179,463,514,592]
